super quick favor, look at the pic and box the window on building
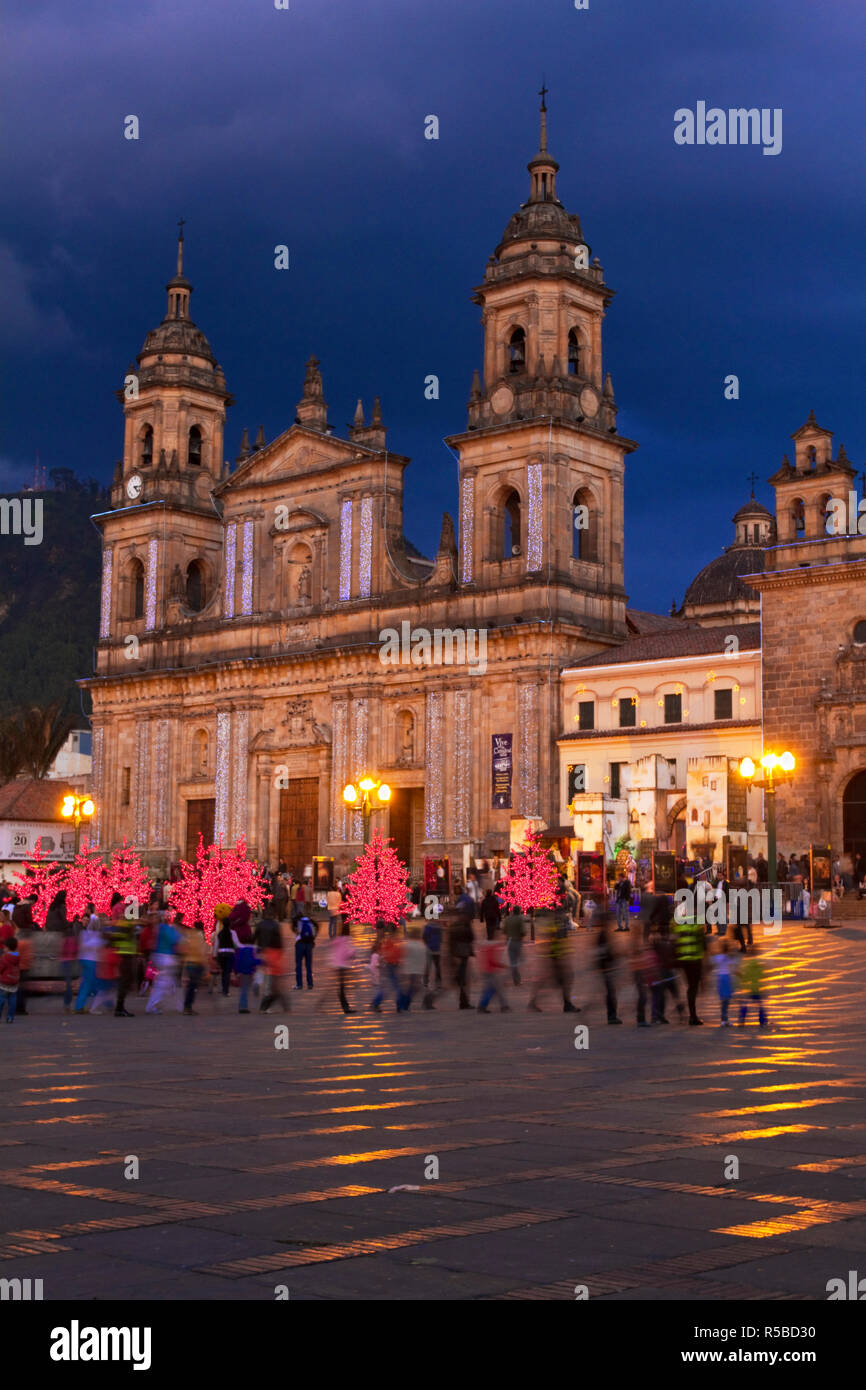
[186,560,205,612]
[567,329,580,376]
[618,696,636,728]
[610,762,623,798]
[792,497,806,538]
[130,558,145,620]
[504,490,521,556]
[854,621,866,645]
[577,700,594,731]
[188,426,202,467]
[120,766,131,806]
[664,693,682,724]
[141,426,153,468]
[572,488,597,562]
[567,765,586,799]
[508,327,526,375]
[714,688,733,720]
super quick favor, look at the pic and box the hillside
[0,485,107,718]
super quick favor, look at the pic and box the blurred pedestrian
[477,926,510,1013]
[146,912,181,1014]
[480,889,501,940]
[59,923,78,1013]
[331,922,356,1013]
[738,945,768,1027]
[398,926,426,1011]
[180,923,208,1014]
[0,936,21,1023]
[502,905,526,985]
[594,912,622,1024]
[294,913,316,990]
[673,903,707,1026]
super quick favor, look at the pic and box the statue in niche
[398,711,415,763]
[297,566,312,605]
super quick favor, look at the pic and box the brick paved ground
[2,921,864,1300]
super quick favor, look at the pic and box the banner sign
[491,734,513,809]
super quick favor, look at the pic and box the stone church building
[84,103,641,878]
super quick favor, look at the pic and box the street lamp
[738,751,795,888]
[61,793,96,856]
[343,775,391,846]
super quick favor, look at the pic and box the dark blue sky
[2,0,865,613]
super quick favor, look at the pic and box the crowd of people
[0,862,770,1028]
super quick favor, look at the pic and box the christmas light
[341,828,412,926]
[500,830,560,914]
[12,839,65,927]
[460,474,474,583]
[168,835,265,941]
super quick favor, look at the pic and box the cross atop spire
[747,471,758,497]
[538,82,548,153]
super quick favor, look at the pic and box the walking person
[326,884,343,939]
[109,910,139,1017]
[294,913,316,990]
[398,927,426,1011]
[479,888,501,941]
[146,912,181,1014]
[631,925,654,1028]
[738,945,769,1027]
[477,926,510,1013]
[529,920,579,1013]
[502,905,526,985]
[75,918,104,1013]
[614,874,631,931]
[234,928,257,1014]
[213,909,238,997]
[180,923,208,1014]
[14,924,34,1016]
[91,933,120,1014]
[0,936,21,1023]
[594,912,622,1024]
[422,915,442,995]
[649,923,684,1023]
[331,922,356,1014]
[59,923,78,1014]
[260,920,290,1013]
[370,925,400,1012]
[449,912,475,1010]
[713,938,738,1025]
[673,903,707,1026]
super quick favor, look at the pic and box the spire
[254,425,266,451]
[177,218,185,275]
[165,220,192,321]
[236,427,250,465]
[353,399,365,427]
[295,356,329,432]
[527,87,559,204]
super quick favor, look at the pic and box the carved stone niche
[279,698,330,748]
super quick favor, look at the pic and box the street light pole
[343,775,391,848]
[62,793,96,858]
[739,751,794,893]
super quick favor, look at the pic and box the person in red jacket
[0,938,21,1022]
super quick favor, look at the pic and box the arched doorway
[842,771,866,859]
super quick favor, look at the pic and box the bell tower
[95,229,232,665]
[448,93,636,643]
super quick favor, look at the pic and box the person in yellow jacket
[673,905,707,1026]
[180,924,209,1015]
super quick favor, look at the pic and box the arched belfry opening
[508,327,526,375]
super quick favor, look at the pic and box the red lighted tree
[500,831,560,913]
[106,839,153,918]
[341,829,412,926]
[64,846,110,919]
[168,835,265,940]
[12,838,65,927]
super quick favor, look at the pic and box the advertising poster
[491,734,513,809]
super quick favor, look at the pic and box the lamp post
[61,793,96,856]
[738,751,795,888]
[343,775,391,846]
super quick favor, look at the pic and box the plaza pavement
[1,921,865,1301]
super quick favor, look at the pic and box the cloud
[0,243,75,351]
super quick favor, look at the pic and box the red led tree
[500,831,561,914]
[12,838,65,927]
[106,839,153,918]
[168,836,265,940]
[341,829,412,926]
[64,847,111,919]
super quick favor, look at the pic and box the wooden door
[278,778,319,876]
[185,798,215,860]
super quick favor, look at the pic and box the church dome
[682,546,765,610]
[732,498,773,523]
[497,199,583,253]
[139,313,217,366]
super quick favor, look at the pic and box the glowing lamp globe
[760,753,778,772]
[779,751,795,772]
[343,784,358,804]
[739,758,755,779]
[61,797,75,818]
[82,799,95,817]
[378,783,391,803]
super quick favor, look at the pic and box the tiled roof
[565,621,761,670]
[0,780,77,823]
[625,609,690,635]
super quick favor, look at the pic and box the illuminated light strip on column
[145,537,158,630]
[526,462,543,572]
[330,700,348,842]
[519,683,540,816]
[339,499,352,600]
[214,711,231,844]
[460,475,474,583]
[231,709,249,841]
[350,697,368,842]
[99,547,113,639]
[425,690,444,839]
[151,720,170,845]
[91,727,104,848]
[453,689,471,837]
[134,722,151,845]
[224,521,237,617]
[241,520,254,616]
[359,496,373,598]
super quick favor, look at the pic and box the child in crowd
[0,936,21,1022]
[713,938,738,1025]
[738,945,768,1027]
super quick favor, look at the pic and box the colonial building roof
[682,546,765,610]
[565,620,761,670]
[0,780,75,823]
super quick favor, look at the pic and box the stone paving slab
[2,925,864,1299]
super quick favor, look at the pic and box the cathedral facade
[84,106,637,878]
